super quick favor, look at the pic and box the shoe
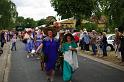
[50,79,54,82]
[36,57,40,60]
[27,55,29,58]
[46,77,50,82]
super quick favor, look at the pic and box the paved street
[8,41,124,82]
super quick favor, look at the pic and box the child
[11,34,17,51]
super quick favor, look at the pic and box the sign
[16,26,24,31]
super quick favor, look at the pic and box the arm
[69,42,78,51]
[36,43,43,53]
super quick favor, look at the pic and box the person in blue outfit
[36,28,59,82]
[35,29,43,49]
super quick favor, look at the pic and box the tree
[23,18,37,28]
[51,0,94,29]
[91,0,113,31]
[37,19,47,26]
[83,23,97,32]
[46,16,56,26]
[16,16,25,26]
[109,0,124,27]
[0,0,18,29]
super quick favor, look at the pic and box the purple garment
[35,34,43,47]
[42,37,59,71]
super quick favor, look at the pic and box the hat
[43,27,57,37]
[35,27,39,30]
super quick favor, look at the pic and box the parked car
[106,34,115,51]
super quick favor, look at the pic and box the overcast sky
[11,0,57,20]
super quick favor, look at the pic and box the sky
[11,0,57,20]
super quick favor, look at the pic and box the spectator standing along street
[0,31,6,48]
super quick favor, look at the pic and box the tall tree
[0,0,18,29]
[91,0,111,31]
[23,18,37,28]
[16,16,25,26]
[110,0,124,27]
[51,0,94,29]
[37,19,47,26]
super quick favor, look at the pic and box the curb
[79,53,124,71]
[3,45,11,82]
[0,43,11,82]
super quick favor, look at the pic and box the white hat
[84,31,87,33]
[35,27,39,30]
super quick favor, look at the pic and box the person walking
[36,28,59,82]
[35,29,43,49]
[61,33,79,82]
[11,33,17,51]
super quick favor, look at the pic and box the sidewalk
[79,51,124,71]
[0,43,11,82]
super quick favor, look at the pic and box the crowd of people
[20,27,78,82]
[0,30,17,50]
[0,26,124,82]
[18,26,124,82]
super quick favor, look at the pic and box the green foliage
[37,19,47,26]
[24,18,37,28]
[46,16,56,26]
[109,0,124,27]
[0,0,18,29]
[51,0,94,19]
[16,17,37,28]
[51,0,94,31]
[83,23,97,32]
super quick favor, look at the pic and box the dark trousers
[11,42,16,50]
[102,44,107,56]
[121,50,124,62]
[85,44,90,51]
[92,44,97,55]
[1,42,4,48]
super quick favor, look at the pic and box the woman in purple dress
[36,28,59,82]
[35,30,43,49]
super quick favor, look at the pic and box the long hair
[63,33,74,43]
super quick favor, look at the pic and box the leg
[102,44,107,56]
[11,43,14,51]
[92,44,97,55]
[121,50,124,62]
[1,42,4,48]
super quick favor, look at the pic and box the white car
[106,34,115,51]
